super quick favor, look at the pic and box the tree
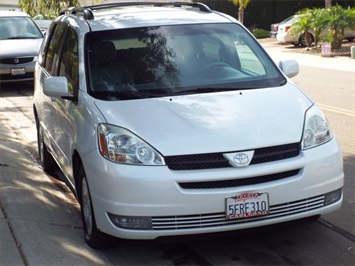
[290,9,313,49]
[325,5,355,49]
[309,8,329,48]
[230,0,252,24]
[19,0,81,18]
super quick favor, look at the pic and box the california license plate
[11,68,26,76]
[226,192,269,220]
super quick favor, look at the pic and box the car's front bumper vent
[151,195,324,230]
[165,143,300,170]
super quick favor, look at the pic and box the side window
[38,22,56,66]
[44,23,66,75]
[58,28,79,95]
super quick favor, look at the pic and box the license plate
[11,68,26,76]
[226,192,269,220]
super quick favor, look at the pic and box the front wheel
[79,166,115,249]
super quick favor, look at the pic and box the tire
[37,124,56,173]
[299,33,314,47]
[79,165,115,249]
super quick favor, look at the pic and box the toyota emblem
[14,58,19,64]
[223,150,254,168]
[233,153,249,166]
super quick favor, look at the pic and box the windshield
[86,23,285,100]
[0,16,43,40]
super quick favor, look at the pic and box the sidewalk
[0,97,106,266]
[0,208,24,265]
[0,98,26,266]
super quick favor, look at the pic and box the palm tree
[326,5,355,49]
[310,8,328,48]
[290,9,313,49]
[230,0,252,24]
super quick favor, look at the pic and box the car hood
[94,85,312,156]
[0,39,42,58]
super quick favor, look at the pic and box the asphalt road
[0,41,354,265]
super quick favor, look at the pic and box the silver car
[33,2,343,249]
[0,10,43,82]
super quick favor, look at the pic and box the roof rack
[60,1,211,20]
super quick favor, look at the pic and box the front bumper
[82,137,343,239]
[0,61,35,82]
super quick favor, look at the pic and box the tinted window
[44,23,66,75]
[58,28,79,95]
[86,23,284,100]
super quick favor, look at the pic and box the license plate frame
[11,68,26,76]
[226,192,269,220]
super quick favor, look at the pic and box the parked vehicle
[33,2,344,249]
[269,22,279,38]
[276,14,355,46]
[0,10,43,82]
[0,4,21,11]
[33,15,52,34]
[269,15,295,38]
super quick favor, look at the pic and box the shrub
[252,28,269,39]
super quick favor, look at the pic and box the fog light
[324,188,342,206]
[108,214,152,230]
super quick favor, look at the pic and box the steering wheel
[196,62,231,78]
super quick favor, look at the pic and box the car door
[50,26,80,182]
[38,23,79,182]
[37,22,67,166]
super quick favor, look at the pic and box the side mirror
[279,59,299,78]
[43,76,70,98]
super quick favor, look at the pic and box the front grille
[0,57,34,64]
[179,169,300,189]
[0,73,33,81]
[165,143,300,170]
[151,195,324,230]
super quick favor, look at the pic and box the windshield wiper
[174,87,245,95]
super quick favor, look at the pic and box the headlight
[98,124,165,165]
[302,105,332,150]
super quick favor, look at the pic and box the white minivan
[33,2,344,249]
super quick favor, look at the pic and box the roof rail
[59,1,211,20]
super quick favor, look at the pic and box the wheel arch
[299,32,314,47]
[72,150,83,202]
[33,104,39,128]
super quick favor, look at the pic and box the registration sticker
[11,68,26,76]
[226,192,269,220]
